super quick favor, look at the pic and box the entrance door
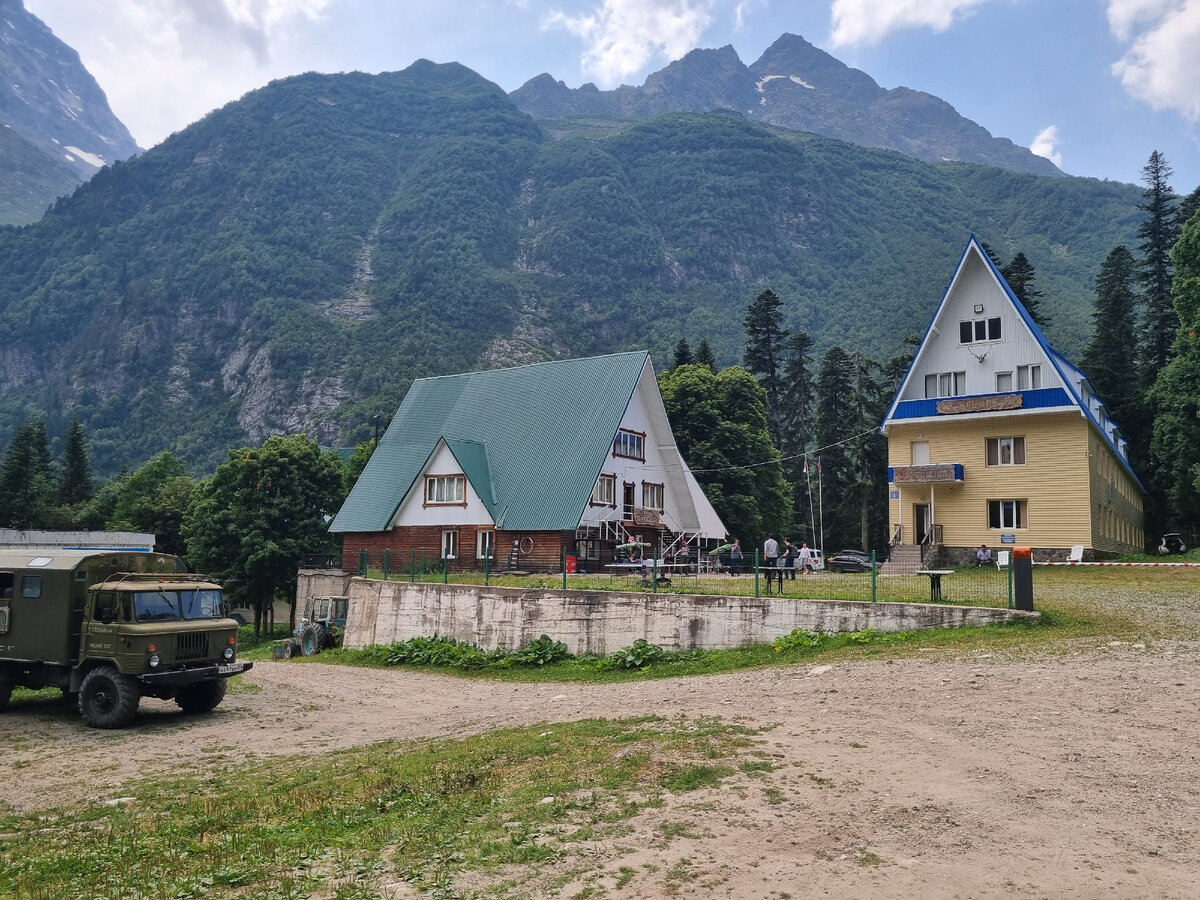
[623,482,635,519]
[914,503,932,544]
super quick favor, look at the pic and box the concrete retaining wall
[296,572,1037,654]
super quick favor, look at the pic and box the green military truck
[0,548,251,728]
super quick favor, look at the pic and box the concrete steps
[881,544,923,575]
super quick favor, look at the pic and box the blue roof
[331,352,650,532]
[883,235,1145,493]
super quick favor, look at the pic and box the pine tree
[1080,246,1142,435]
[57,416,93,505]
[742,288,789,445]
[671,337,693,369]
[813,346,856,551]
[0,421,55,528]
[1002,252,1048,327]
[694,338,716,370]
[1138,151,1180,377]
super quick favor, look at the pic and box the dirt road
[3,627,1199,899]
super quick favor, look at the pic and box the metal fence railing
[321,548,1016,609]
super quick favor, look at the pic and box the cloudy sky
[26,0,1200,191]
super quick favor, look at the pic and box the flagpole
[818,456,824,556]
[805,454,815,547]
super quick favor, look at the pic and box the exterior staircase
[880,543,923,574]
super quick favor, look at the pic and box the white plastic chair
[995,550,1010,570]
[1068,544,1084,563]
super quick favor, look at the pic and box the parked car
[1158,533,1187,555]
[827,550,876,573]
[808,549,825,571]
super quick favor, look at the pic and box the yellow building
[881,237,1145,562]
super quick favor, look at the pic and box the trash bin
[565,555,577,574]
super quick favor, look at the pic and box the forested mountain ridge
[511,33,1062,177]
[0,0,140,224]
[0,61,1142,477]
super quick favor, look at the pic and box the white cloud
[544,0,714,85]
[1108,0,1200,121]
[1029,125,1063,167]
[828,0,988,46]
[28,0,332,148]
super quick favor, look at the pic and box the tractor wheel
[175,679,227,714]
[79,667,140,729]
[0,680,12,713]
[299,625,319,657]
[281,640,296,659]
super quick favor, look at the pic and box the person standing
[782,538,796,579]
[763,534,778,572]
[729,539,742,575]
[798,541,813,574]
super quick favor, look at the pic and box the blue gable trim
[890,388,1074,421]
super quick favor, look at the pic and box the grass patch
[0,716,751,900]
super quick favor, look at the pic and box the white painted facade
[390,440,494,528]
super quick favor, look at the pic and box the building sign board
[936,394,1024,415]
[1001,534,1016,544]
[888,463,964,484]
[632,507,661,527]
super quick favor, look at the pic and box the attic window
[613,429,645,461]
[1016,364,1041,390]
[959,318,1001,343]
[425,474,465,506]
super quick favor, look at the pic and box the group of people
[719,535,815,577]
[764,534,816,578]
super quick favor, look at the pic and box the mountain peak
[510,32,1062,177]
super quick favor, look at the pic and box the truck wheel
[175,679,227,714]
[299,625,319,656]
[79,667,140,729]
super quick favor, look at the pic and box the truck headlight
[148,654,160,668]
[223,646,234,661]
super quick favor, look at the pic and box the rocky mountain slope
[511,34,1061,178]
[0,0,139,224]
[0,62,1139,475]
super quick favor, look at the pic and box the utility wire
[688,427,880,474]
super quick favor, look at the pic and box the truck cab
[0,548,251,728]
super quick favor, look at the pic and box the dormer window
[960,318,1001,343]
[425,474,465,506]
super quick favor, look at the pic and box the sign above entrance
[887,463,964,484]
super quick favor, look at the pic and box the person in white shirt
[797,541,813,574]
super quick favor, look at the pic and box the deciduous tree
[183,435,347,636]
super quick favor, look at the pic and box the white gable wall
[579,360,725,538]
[899,251,1064,404]
[391,441,495,528]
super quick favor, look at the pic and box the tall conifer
[1138,151,1180,376]
[742,288,789,445]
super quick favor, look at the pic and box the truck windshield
[133,589,225,622]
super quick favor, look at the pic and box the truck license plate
[218,663,247,674]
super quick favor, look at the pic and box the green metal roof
[331,352,649,533]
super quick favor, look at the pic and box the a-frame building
[881,237,1145,562]
[331,351,726,572]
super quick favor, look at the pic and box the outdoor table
[916,569,954,602]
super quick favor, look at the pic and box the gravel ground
[3,574,1200,899]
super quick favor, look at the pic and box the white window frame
[476,529,494,560]
[1016,364,1042,390]
[591,473,616,506]
[996,371,1012,392]
[613,429,646,461]
[987,500,1027,530]
[642,481,664,511]
[441,529,459,559]
[924,371,966,399]
[959,317,1002,344]
[425,474,465,505]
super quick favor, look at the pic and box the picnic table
[916,569,954,602]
